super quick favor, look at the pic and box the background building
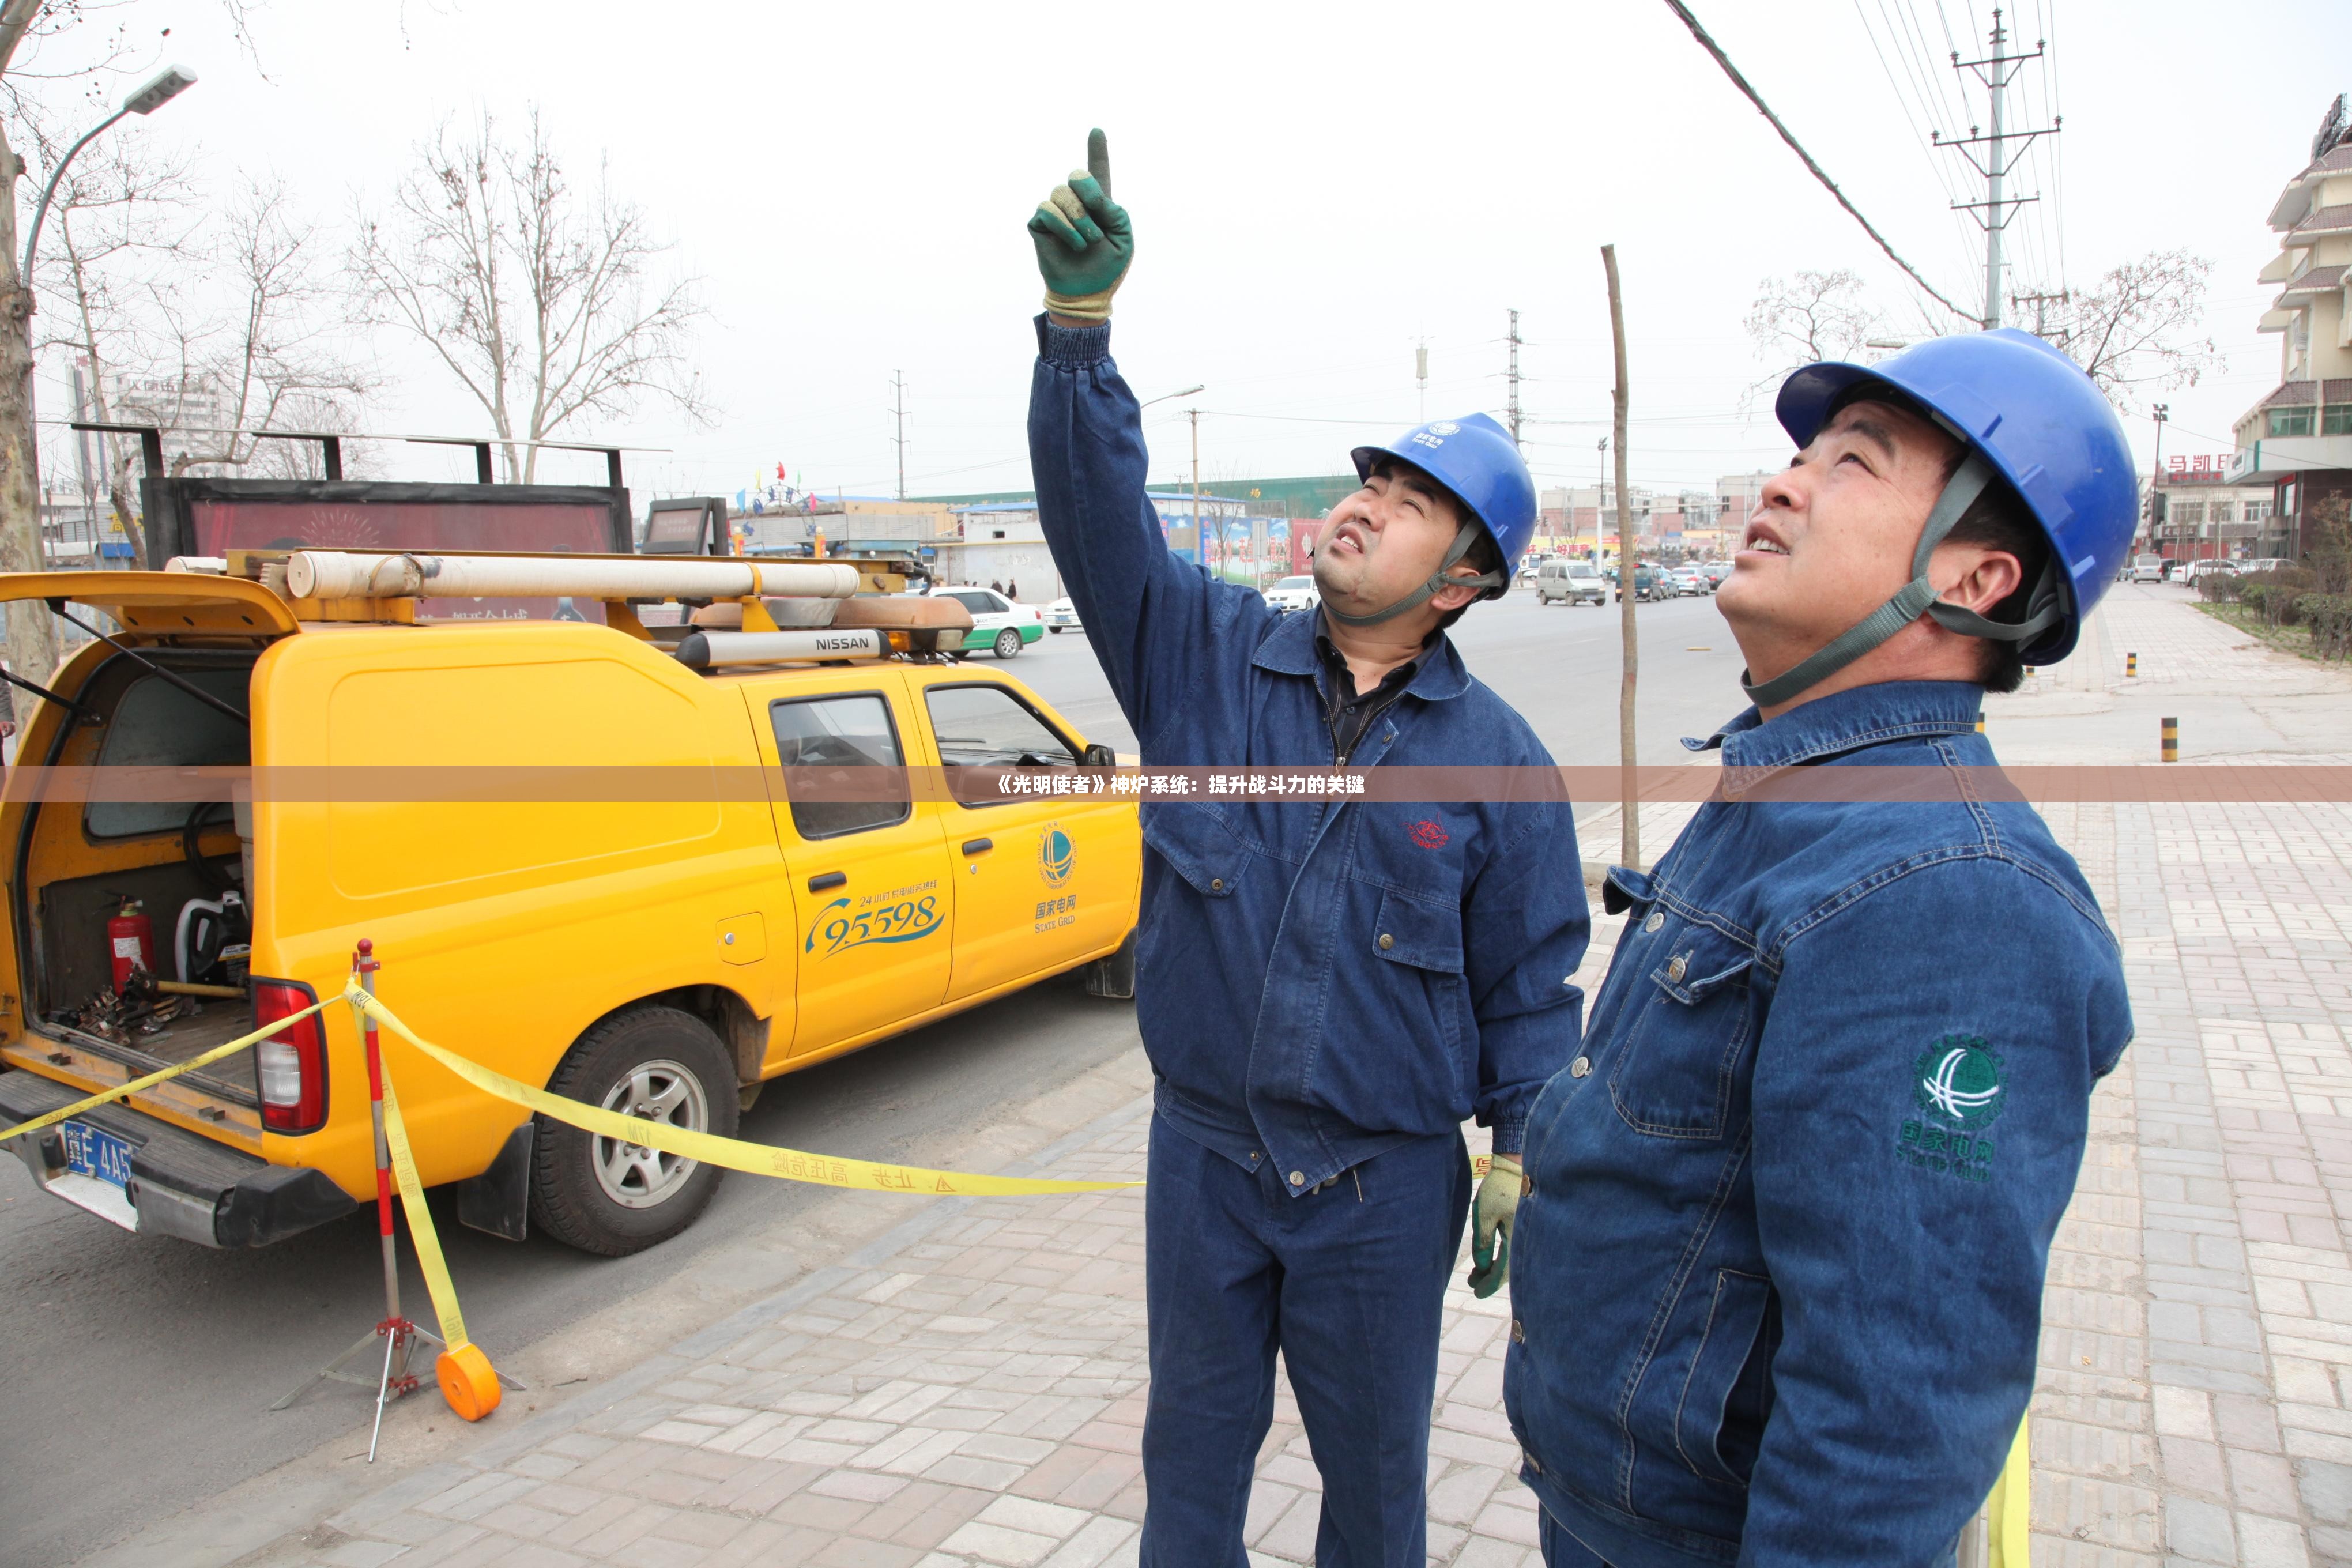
[2227,94,2352,558]
[2137,455,2276,563]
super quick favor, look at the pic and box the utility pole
[2151,403,2170,559]
[2012,288,2071,345]
[1933,8,2059,329]
[1603,246,1639,869]
[1505,310,1523,448]
[1189,406,1203,576]
[889,371,908,500]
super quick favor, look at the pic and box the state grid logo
[1426,420,1460,436]
[1038,824,1075,888]
[1913,1036,2005,1128]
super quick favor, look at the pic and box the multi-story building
[2136,455,2275,563]
[2227,94,2352,557]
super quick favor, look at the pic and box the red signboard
[188,496,619,623]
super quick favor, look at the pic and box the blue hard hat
[1774,327,2136,666]
[1351,412,1539,586]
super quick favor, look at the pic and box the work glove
[1027,127,1133,325]
[1467,1153,1524,1299]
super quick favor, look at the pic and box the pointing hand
[1027,128,1132,325]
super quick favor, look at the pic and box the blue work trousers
[1140,1118,1472,1568]
[1539,1508,1616,1565]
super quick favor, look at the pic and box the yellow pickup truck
[0,558,1139,1256]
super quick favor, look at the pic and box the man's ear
[1429,574,1485,613]
[1932,543,2023,615]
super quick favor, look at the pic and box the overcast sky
[18,0,2350,507]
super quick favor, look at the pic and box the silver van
[1536,559,1607,607]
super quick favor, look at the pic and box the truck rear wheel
[529,1006,738,1257]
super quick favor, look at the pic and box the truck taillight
[253,978,326,1133]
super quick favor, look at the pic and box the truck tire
[529,1006,738,1257]
[993,628,1023,659]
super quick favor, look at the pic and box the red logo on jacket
[1408,819,1450,850]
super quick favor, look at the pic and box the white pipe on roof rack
[284,551,862,602]
[674,628,888,669]
[164,556,227,574]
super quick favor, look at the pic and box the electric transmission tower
[1932,7,2060,330]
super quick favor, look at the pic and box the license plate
[61,1120,135,1189]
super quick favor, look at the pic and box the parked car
[1263,575,1320,613]
[1535,559,1607,607]
[2131,555,2165,583]
[934,586,1045,659]
[2181,560,2239,586]
[1043,596,1082,633]
[1616,567,1665,603]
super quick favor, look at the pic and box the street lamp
[2151,404,2170,561]
[1139,383,1203,410]
[23,65,197,281]
[1138,386,1208,572]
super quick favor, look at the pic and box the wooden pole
[1604,244,1638,869]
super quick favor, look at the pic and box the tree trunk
[1604,244,1638,869]
[0,114,60,725]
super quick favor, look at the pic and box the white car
[1669,567,1710,596]
[1044,596,1082,633]
[1264,575,1320,613]
[929,585,1045,659]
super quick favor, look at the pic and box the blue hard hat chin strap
[1740,453,2065,710]
[1323,519,1507,629]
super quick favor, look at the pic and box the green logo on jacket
[1897,1035,2004,1184]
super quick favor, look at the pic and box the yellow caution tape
[0,994,339,1145]
[1985,1416,2030,1567]
[353,991,1140,1196]
[378,1072,469,1350]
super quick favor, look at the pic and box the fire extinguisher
[108,897,154,993]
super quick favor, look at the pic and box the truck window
[84,668,252,840]
[771,693,911,839]
[925,684,1079,806]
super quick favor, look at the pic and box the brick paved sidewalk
[265,593,2352,1568]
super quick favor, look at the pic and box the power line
[1660,0,1978,324]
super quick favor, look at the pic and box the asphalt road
[1,977,1144,1567]
[1017,582,1752,767]
[5,581,1735,1566]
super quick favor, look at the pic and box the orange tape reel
[437,1343,503,1422]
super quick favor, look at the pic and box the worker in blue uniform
[1502,329,2138,1566]
[1023,131,1589,1568]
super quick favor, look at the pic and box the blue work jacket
[1502,680,2132,1566]
[1028,316,1589,1184]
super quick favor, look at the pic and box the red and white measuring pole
[356,938,419,1458]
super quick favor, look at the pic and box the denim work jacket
[1028,316,1589,1182]
[1503,680,2131,1566]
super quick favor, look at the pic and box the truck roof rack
[189,546,971,668]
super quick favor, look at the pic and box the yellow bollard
[2162,717,2179,763]
[2127,651,2138,677]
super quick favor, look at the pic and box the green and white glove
[1467,1154,1524,1299]
[1027,127,1133,325]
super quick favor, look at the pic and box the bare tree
[2042,250,2224,412]
[29,129,202,567]
[148,180,372,478]
[351,108,709,482]
[0,1,262,719]
[1743,269,1882,397]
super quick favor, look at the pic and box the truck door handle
[807,872,846,892]
[961,838,993,856]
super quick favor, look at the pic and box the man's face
[1313,458,1478,620]
[1715,398,1961,664]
